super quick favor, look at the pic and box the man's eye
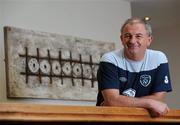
[136,35,143,39]
[124,35,131,39]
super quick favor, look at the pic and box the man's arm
[101,89,169,117]
[140,92,167,101]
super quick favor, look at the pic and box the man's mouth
[127,44,139,49]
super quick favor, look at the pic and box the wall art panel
[4,26,115,101]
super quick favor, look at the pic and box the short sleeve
[151,63,172,93]
[97,62,119,90]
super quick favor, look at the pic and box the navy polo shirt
[96,49,172,106]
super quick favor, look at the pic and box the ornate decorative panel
[4,26,115,101]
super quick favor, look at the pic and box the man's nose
[129,36,137,43]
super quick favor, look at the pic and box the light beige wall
[0,0,131,105]
[0,1,6,103]
[131,1,180,109]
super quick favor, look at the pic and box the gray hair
[120,17,152,36]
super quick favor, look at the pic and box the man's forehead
[124,32,143,35]
[123,23,147,33]
[125,22,145,28]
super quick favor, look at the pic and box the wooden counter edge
[0,103,179,123]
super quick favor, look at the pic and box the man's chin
[124,48,139,55]
[128,50,139,56]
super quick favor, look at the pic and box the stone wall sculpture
[4,26,115,101]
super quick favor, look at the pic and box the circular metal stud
[28,58,39,73]
[52,61,61,75]
[40,60,50,74]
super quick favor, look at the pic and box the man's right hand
[147,99,170,117]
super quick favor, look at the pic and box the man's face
[120,23,152,60]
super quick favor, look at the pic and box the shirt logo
[140,74,151,87]
[122,88,136,97]
[164,76,169,84]
[119,76,127,83]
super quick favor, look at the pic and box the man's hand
[147,99,170,117]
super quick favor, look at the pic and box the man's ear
[147,36,153,47]
[120,35,123,42]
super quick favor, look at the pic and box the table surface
[0,103,180,123]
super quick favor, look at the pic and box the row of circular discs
[28,58,98,78]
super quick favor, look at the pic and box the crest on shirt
[122,88,136,97]
[140,74,151,87]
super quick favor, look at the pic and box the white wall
[0,0,131,105]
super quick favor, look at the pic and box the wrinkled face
[121,23,152,60]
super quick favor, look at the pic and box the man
[96,17,172,117]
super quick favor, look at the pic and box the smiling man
[96,17,172,117]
